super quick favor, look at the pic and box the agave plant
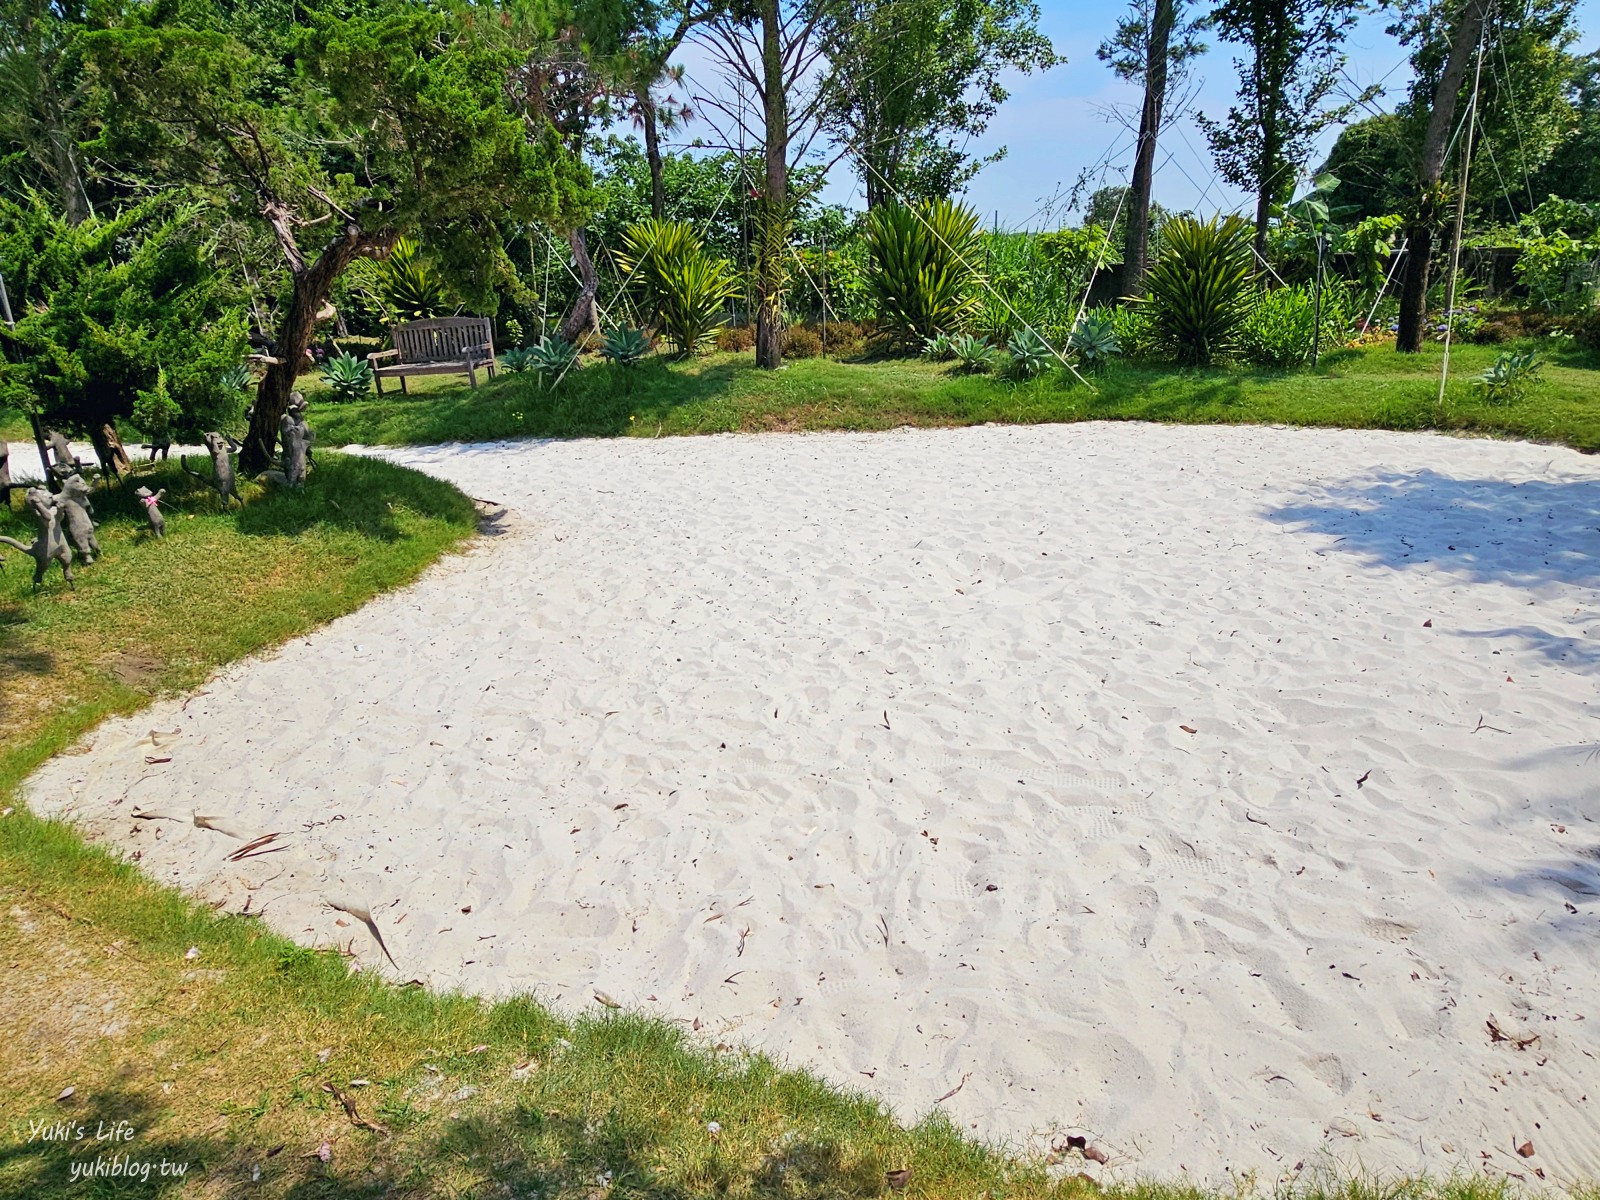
[950,333,998,373]
[1068,312,1121,373]
[617,220,739,354]
[502,346,538,373]
[1142,215,1254,366]
[528,335,580,388]
[1007,327,1055,379]
[219,363,253,393]
[601,327,652,367]
[320,352,373,402]
[921,332,955,361]
[865,199,984,347]
[1475,350,1542,403]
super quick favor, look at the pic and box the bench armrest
[367,348,400,363]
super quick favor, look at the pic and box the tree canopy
[818,0,1059,209]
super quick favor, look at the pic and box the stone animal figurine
[181,431,243,509]
[135,486,167,538]
[265,393,314,488]
[45,427,81,480]
[142,434,172,461]
[0,439,11,505]
[56,471,101,563]
[0,486,74,590]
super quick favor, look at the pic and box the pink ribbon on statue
[142,496,160,508]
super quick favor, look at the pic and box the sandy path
[26,422,1600,1184]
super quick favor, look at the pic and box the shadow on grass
[1265,468,1600,588]
[320,360,752,446]
[0,1085,219,1199]
[231,455,476,543]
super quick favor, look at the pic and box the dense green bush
[1238,287,1315,368]
[1570,306,1600,351]
[974,228,1111,342]
[865,199,983,346]
[0,190,248,444]
[618,219,740,354]
[1143,215,1254,365]
[1102,303,1156,361]
[782,325,824,359]
[1238,285,1355,368]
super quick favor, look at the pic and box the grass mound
[309,340,1600,453]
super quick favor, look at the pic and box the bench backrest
[392,317,493,365]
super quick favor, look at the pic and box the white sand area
[25,422,1600,1184]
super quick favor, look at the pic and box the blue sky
[668,0,1599,229]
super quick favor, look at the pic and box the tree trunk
[755,0,788,371]
[640,91,667,221]
[40,75,90,227]
[1395,223,1433,351]
[558,227,600,343]
[243,221,389,473]
[1121,0,1174,298]
[1253,186,1274,267]
[1396,0,1489,353]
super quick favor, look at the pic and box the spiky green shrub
[348,237,450,323]
[1474,350,1542,403]
[950,333,998,373]
[320,352,373,401]
[502,346,537,373]
[1007,327,1054,378]
[1068,312,1120,373]
[601,327,652,367]
[527,335,579,388]
[219,364,254,393]
[618,219,739,354]
[865,199,984,347]
[1142,214,1254,365]
[921,332,955,361]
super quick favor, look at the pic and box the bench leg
[468,365,477,388]
[400,375,408,395]
[375,374,384,397]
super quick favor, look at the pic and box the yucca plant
[601,327,652,367]
[950,333,998,373]
[1068,312,1121,373]
[349,237,450,323]
[865,199,984,347]
[1142,214,1254,366]
[219,363,253,393]
[528,335,579,388]
[320,352,373,402]
[617,220,739,354]
[502,346,538,373]
[1007,327,1054,378]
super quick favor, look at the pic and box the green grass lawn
[306,339,1600,453]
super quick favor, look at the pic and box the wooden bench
[368,317,497,395]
